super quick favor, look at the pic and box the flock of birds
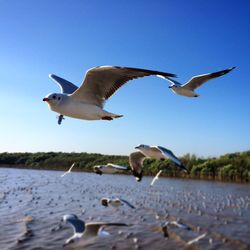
[43,65,235,124]
[43,65,235,247]
[93,144,187,182]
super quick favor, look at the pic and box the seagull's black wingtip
[167,73,177,78]
[180,165,189,173]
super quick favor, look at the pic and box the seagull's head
[93,166,103,175]
[168,84,176,89]
[101,198,109,207]
[43,93,64,106]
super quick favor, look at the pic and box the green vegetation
[0,151,249,182]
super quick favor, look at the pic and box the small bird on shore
[62,214,128,246]
[43,66,176,123]
[130,145,187,182]
[61,163,76,177]
[93,163,128,175]
[101,198,135,209]
[161,67,235,97]
[150,170,163,186]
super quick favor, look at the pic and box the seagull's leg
[57,115,65,125]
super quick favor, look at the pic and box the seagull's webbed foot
[57,115,65,125]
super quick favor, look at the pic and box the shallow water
[0,167,249,250]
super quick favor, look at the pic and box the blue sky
[0,0,249,157]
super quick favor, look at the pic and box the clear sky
[0,0,249,157]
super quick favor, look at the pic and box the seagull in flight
[161,67,235,97]
[93,163,128,175]
[61,163,76,177]
[150,170,163,186]
[101,198,135,209]
[62,214,128,246]
[130,145,187,182]
[43,66,176,123]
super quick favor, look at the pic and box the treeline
[0,151,249,182]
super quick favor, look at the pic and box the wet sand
[0,167,249,250]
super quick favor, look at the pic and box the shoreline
[1,164,249,184]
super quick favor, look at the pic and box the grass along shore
[0,151,249,182]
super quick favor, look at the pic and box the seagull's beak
[135,146,139,149]
[168,86,172,88]
[43,97,50,102]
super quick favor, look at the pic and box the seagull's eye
[52,95,56,99]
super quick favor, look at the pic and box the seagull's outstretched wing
[119,198,135,209]
[157,146,187,172]
[167,221,191,230]
[182,67,235,91]
[107,163,128,170]
[61,172,68,177]
[70,66,176,107]
[61,163,75,177]
[64,215,85,234]
[187,233,207,245]
[84,222,128,236]
[157,146,181,165]
[49,74,78,94]
[68,162,76,172]
[150,170,162,186]
[129,151,147,182]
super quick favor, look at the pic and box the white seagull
[162,67,235,97]
[150,170,163,186]
[62,214,128,246]
[130,145,187,182]
[61,163,76,177]
[43,66,176,123]
[93,163,128,175]
[101,198,135,209]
